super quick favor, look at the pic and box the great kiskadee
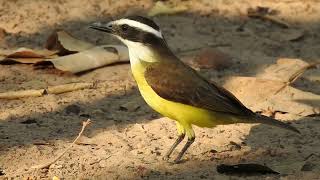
[90,16,299,163]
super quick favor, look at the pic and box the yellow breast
[131,63,234,128]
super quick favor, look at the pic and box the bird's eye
[121,24,129,31]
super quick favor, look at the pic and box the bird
[90,16,300,163]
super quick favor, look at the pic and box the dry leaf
[148,1,188,16]
[258,58,309,82]
[224,77,320,116]
[0,48,58,64]
[46,30,94,55]
[40,45,128,73]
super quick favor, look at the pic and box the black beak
[89,22,112,33]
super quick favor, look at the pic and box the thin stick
[0,82,94,99]
[249,14,290,28]
[31,119,91,169]
[275,61,320,94]
[176,43,231,55]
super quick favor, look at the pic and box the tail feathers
[252,114,300,134]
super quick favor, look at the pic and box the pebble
[65,104,81,115]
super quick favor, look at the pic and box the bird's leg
[173,137,195,163]
[163,122,186,161]
[163,133,185,160]
[173,126,195,163]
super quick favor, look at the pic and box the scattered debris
[217,163,279,175]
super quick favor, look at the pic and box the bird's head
[90,16,165,48]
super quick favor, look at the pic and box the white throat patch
[113,19,163,38]
[117,36,157,66]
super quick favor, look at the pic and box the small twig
[275,61,320,94]
[9,119,91,177]
[176,43,231,55]
[31,119,91,169]
[0,82,95,99]
[249,14,290,28]
[247,7,290,28]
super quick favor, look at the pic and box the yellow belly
[131,63,236,128]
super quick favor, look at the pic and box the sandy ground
[0,0,320,179]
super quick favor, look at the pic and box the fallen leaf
[257,58,309,82]
[46,30,94,55]
[224,76,320,116]
[0,48,58,64]
[217,163,279,175]
[148,1,188,17]
[37,45,129,73]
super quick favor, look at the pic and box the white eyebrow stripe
[113,19,163,38]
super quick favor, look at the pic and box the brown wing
[144,61,253,116]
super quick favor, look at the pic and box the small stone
[92,109,105,116]
[119,101,140,112]
[20,118,37,124]
[301,162,315,171]
[65,104,81,115]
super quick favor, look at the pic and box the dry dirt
[0,0,320,179]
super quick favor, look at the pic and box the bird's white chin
[116,37,157,65]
